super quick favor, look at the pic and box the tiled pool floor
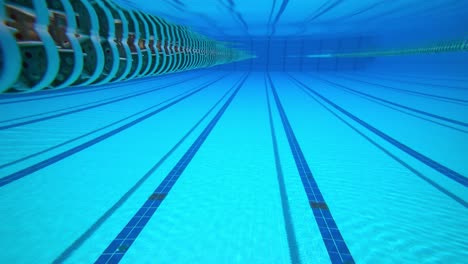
[0,71,467,263]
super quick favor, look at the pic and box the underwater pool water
[0,1,467,264]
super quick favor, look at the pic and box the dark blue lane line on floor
[337,74,468,105]
[373,72,468,83]
[0,75,228,188]
[0,78,153,105]
[267,74,355,264]
[0,75,223,170]
[94,74,248,264]
[293,80,468,208]
[0,70,201,103]
[315,77,468,134]
[357,72,468,90]
[264,75,301,264]
[289,75,468,187]
[0,73,208,124]
[317,76,468,128]
[329,83,468,134]
[0,74,207,130]
[52,74,245,264]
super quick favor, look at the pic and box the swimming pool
[0,1,467,264]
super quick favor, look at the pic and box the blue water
[1,1,468,263]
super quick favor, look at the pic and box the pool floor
[0,71,467,263]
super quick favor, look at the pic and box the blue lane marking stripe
[52,74,243,264]
[0,70,196,104]
[316,77,468,134]
[337,74,468,104]
[0,75,222,171]
[0,75,227,188]
[289,75,468,187]
[318,77,468,127]
[371,72,468,83]
[0,84,119,105]
[264,75,301,264]
[0,73,207,125]
[267,74,355,264]
[292,80,468,208]
[0,74,205,130]
[318,78,468,134]
[358,72,468,90]
[94,74,248,264]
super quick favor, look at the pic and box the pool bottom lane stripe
[265,76,301,264]
[317,76,468,128]
[94,74,248,264]
[291,79,468,208]
[52,75,244,264]
[0,73,206,130]
[289,75,468,187]
[0,75,228,188]
[267,74,355,264]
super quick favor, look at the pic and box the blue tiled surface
[319,77,468,127]
[0,75,204,131]
[335,75,468,104]
[94,74,248,264]
[290,75,468,187]
[290,75,468,209]
[268,74,355,264]
[0,76,225,189]
[265,76,301,263]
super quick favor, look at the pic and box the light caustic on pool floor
[0,71,467,263]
